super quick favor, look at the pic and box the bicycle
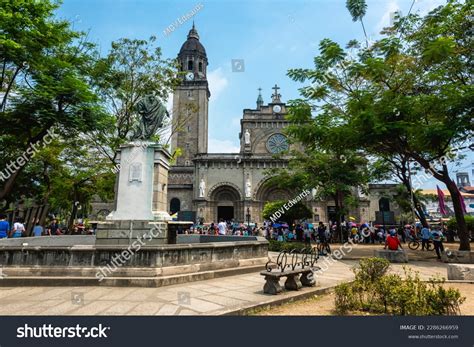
[317,235,331,255]
[408,238,434,251]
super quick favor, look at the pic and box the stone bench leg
[300,271,316,287]
[284,274,302,291]
[263,276,283,295]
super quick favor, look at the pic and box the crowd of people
[0,214,447,260]
[189,219,448,260]
[0,215,94,239]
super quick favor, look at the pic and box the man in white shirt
[217,219,227,235]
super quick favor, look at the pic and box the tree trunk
[411,155,470,251]
[412,192,429,228]
[67,186,79,234]
[0,169,22,202]
[334,191,344,243]
[401,179,428,227]
[445,179,470,251]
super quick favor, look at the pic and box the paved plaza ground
[0,243,466,316]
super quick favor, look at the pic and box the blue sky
[57,0,472,188]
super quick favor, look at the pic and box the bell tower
[171,23,210,166]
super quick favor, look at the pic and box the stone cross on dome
[271,84,281,103]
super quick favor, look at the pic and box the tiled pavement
[0,259,449,316]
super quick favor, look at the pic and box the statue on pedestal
[245,176,252,198]
[131,95,169,140]
[244,129,251,146]
[199,178,206,198]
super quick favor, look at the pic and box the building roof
[179,24,207,57]
[419,189,474,198]
[460,186,474,193]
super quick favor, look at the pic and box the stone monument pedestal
[96,143,173,245]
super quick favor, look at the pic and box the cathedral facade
[167,25,400,225]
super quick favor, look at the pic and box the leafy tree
[267,120,371,240]
[287,0,473,250]
[392,184,428,223]
[346,0,368,46]
[90,37,182,164]
[262,200,312,224]
[374,153,429,227]
[0,0,108,205]
[446,216,474,238]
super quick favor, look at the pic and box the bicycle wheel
[408,241,419,250]
[325,243,331,254]
[427,242,434,251]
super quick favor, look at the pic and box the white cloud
[208,138,240,153]
[207,67,228,101]
[374,0,447,33]
[375,0,400,33]
[415,0,446,15]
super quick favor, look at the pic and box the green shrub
[426,279,466,315]
[376,274,403,313]
[268,240,309,253]
[334,282,358,314]
[446,215,474,235]
[334,259,465,316]
[354,257,390,283]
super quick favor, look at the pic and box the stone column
[96,143,172,245]
[107,143,171,221]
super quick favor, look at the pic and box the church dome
[179,24,207,57]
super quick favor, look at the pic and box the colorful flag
[437,186,447,215]
[456,186,467,213]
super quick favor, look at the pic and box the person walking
[11,217,25,238]
[217,219,227,236]
[317,222,330,255]
[431,227,445,260]
[421,225,431,251]
[32,221,43,237]
[0,214,10,239]
[295,224,303,242]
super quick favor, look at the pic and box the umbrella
[349,216,356,221]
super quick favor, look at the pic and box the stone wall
[0,238,268,270]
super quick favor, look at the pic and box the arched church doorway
[255,180,292,223]
[255,181,292,203]
[170,198,181,214]
[209,185,242,222]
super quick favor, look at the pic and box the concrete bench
[374,249,408,263]
[447,264,474,281]
[442,250,474,264]
[260,267,318,295]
